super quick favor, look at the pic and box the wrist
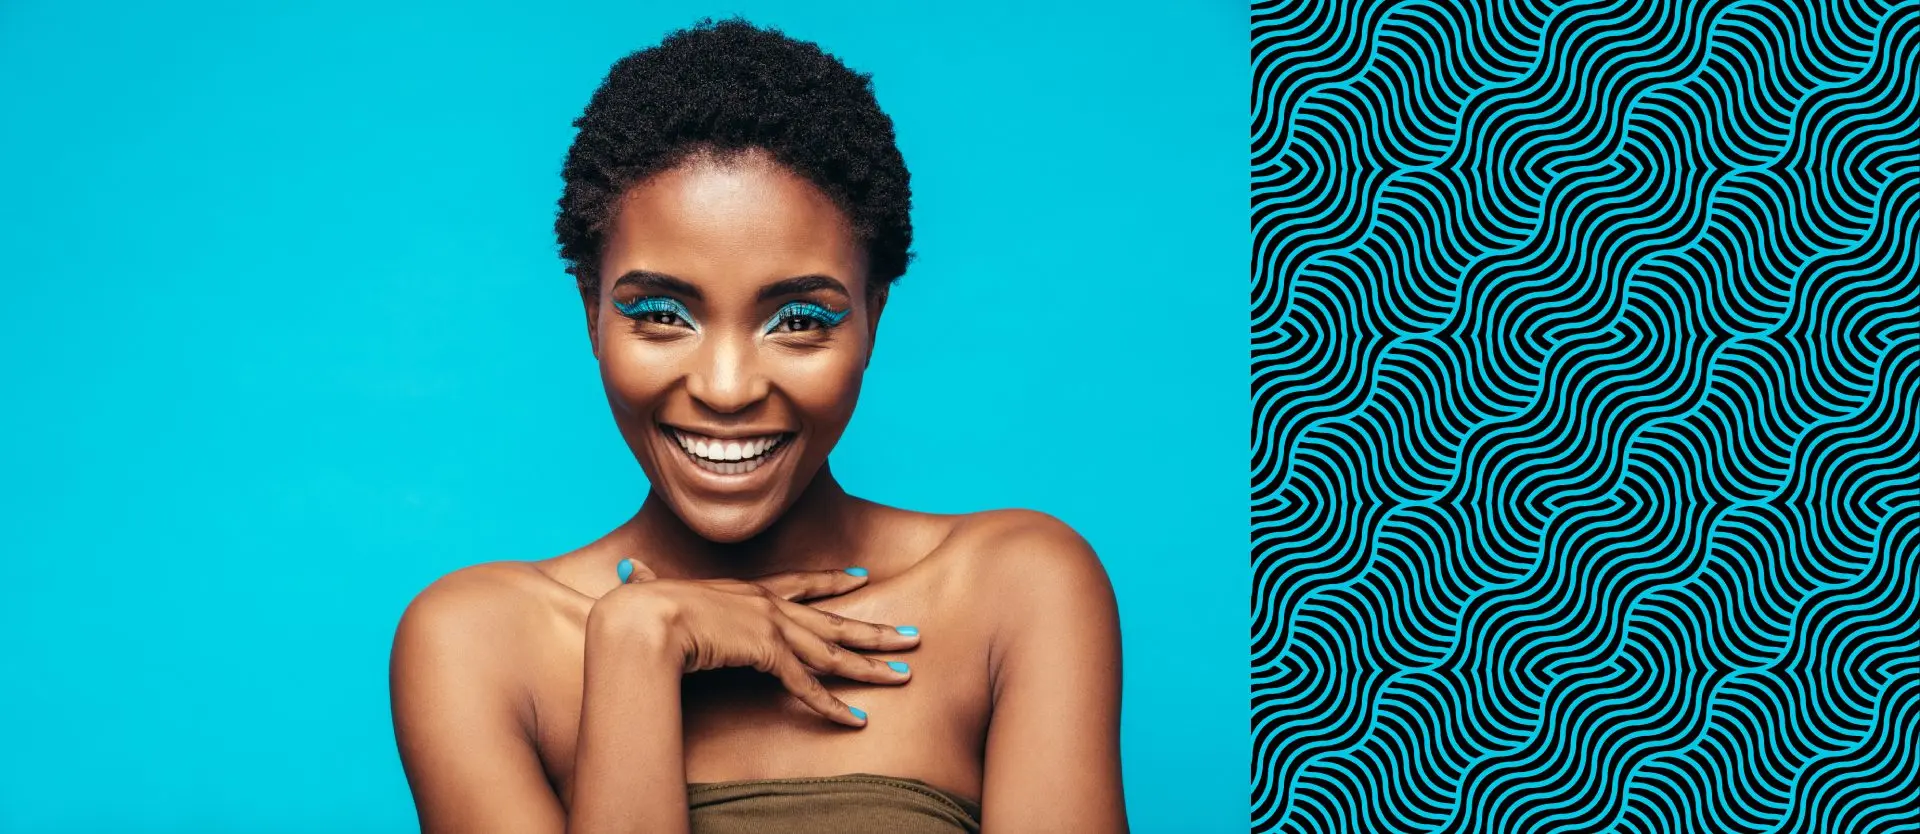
[586,586,686,670]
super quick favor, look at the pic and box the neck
[617,465,869,580]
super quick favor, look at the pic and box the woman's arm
[391,562,917,833]
[977,513,1128,832]
[387,566,688,833]
[389,565,568,833]
[568,567,919,830]
[564,592,691,833]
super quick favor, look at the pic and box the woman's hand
[589,559,918,727]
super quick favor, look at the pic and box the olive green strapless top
[686,773,981,833]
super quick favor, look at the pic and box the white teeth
[666,428,788,474]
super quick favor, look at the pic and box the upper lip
[661,424,794,440]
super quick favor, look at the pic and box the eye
[615,296,697,330]
[765,302,850,335]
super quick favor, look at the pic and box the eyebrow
[611,269,850,302]
[611,270,703,300]
[757,275,850,301]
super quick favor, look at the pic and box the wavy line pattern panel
[1251,0,1920,831]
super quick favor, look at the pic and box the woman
[388,17,1126,833]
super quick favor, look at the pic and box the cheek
[773,348,867,426]
[600,342,680,413]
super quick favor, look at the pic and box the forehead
[600,153,867,294]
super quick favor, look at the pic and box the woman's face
[586,150,882,543]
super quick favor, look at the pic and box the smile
[662,426,794,476]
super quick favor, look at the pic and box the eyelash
[765,302,850,335]
[613,297,848,336]
[614,296,696,329]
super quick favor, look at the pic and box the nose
[684,332,770,414]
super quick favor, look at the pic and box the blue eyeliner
[764,301,850,334]
[615,296,698,329]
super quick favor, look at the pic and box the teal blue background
[0,2,1241,830]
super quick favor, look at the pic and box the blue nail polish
[845,567,869,577]
[895,625,918,636]
[849,706,868,721]
[888,661,910,674]
[617,560,633,583]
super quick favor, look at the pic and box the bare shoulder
[389,562,579,831]
[391,561,577,691]
[929,509,1118,623]
[397,561,566,636]
[942,508,1106,571]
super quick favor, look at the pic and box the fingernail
[895,625,918,636]
[849,706,868,721]
[887,661,910,674]
[845,567,869,577]
[617,560,633,583]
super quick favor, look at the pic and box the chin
[668,493,785,544]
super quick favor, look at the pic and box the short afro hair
[555,17,914,299]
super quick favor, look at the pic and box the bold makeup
[763,301,849,334]
[615,296,699,330]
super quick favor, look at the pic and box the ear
[579,282,601,360]
[864,283,889,368]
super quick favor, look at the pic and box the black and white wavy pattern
[1251,1,1920,831]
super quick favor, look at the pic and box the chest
[527,582,994,804]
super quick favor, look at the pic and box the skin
[388,147,1126,833]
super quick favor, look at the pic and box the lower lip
[661,428,794,482]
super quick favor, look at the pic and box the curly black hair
[555,16,914,300]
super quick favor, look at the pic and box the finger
[765,653,870,728]
[617,559,657,584]
[779,615,914,686]
[752,567,869,602]
[780,601,921,652]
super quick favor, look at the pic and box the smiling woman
[592,155,879,545]
[386,16,1125,834]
